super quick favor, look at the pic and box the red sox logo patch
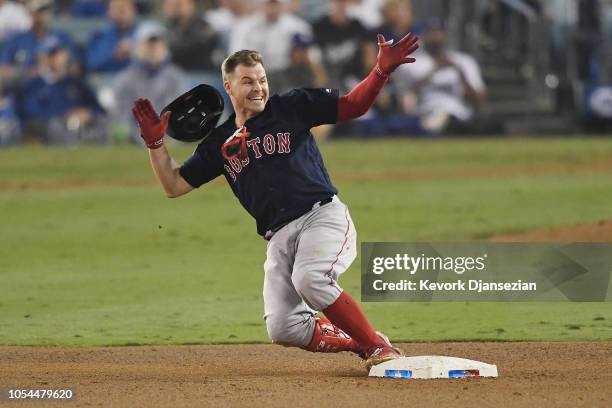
[224,132,291,182]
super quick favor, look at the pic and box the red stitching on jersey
[325,206,351,284]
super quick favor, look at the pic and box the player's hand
[375,32,419,78]
[132,98,171,149]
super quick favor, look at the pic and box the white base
[368,355,498,379]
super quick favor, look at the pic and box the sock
[322,291,382,353]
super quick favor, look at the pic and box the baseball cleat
[304,316,362,354]
[363,332,403,370]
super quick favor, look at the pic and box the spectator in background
[378,0,417,41]
[0,0,32,146]
[312,0,368,91]
[273,33,327,93]
[204,0,252,34]
[397,19,486,135]
[0,82,21,146]
[71,0,107,17]
[162,0,221,72]
[0,0,79,86]
[111,22,187,144]
[17,37,108,145]
[228,0,311,88]
[0,0,31,43]
[576,0,601,80]
[86,0,138,73]
[347,0,384,30]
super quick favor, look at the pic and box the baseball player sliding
[132,32,419,369]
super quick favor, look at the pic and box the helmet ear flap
[161,84,225,143]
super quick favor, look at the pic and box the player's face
[423,29,447,56]
[225,63,269,117]
[137,38,168,66]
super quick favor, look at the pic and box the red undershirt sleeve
[336,68,389,122]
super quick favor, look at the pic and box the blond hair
[221,50,265,81]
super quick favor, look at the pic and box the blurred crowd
[0,0,486,147]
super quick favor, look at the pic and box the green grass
[1,138,611,346]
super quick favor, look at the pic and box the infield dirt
[491,219,612,242]
[1,342,610,408]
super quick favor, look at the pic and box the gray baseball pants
[263,196,357,347]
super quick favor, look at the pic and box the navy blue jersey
[179,88,339,236]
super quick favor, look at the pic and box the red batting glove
[131,98,171,149]
[375,32,419,78]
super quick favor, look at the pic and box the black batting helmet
[161,84,224,143]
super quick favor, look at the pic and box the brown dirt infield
[1,342,610,408]
[491,219,612,242]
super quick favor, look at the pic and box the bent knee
[265,315,313,347]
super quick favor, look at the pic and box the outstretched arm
[337,33,419,121]
[132,99,193,198]
[148,145,193,198]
